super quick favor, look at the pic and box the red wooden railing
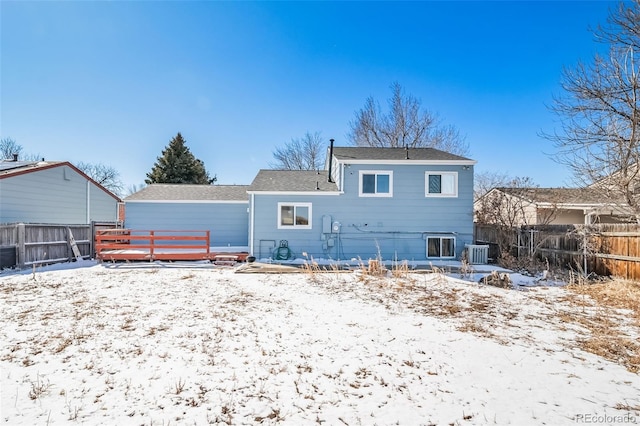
[95,229,211,261]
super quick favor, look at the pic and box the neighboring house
[474,187,633,226]
[124,184,249,247]
[247,146,476,261]
[0,160,121,224]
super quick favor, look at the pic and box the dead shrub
[28,376,52,400]
[498,252,549,276]
[366,259,386,276]
[480,271,512,289]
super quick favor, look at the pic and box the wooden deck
[95,229,249,263]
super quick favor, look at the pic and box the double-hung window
[359,170,393,197]
[427,236,456,258]
[425,172,457,197]
[278,202,312,229]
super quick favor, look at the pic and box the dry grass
[562,278,640,373]
[390,261,410,278]
[342,267,640,373]
[567,279,640,322]
[579,334,640,373]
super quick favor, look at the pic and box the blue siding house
[0,160,121,225]
[248,146,476,261]
[124,184,249,247]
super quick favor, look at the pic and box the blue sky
[1,1,616,190]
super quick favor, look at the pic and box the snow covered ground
[1,260,639,425]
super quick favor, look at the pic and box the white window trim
[426,236,456,259]
[277,202,312,230]
[425,171,458,197]
[358,170,393,197]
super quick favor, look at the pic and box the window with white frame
[425,172,457,197]
[427,236,456,258]
[277,202,312,229]
[359,170,393,197]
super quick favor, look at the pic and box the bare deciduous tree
[348,82,469,156]
[544,0,640,222]
[76,162,124,197]
[125,183,147,197]
[270,131,325,170]
[0,138,41,161]
[474,170,512,201]
[475,177,540,227]
[0,137,22,160]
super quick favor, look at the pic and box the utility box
[322,215,332,234]
[332,221,341,233]
[0,246,17,269]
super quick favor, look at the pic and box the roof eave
[334,159,477,166]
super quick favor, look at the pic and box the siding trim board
[126,200,249,204]
[246,191,341,196]
[339,159,476,166]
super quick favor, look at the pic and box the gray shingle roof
[331,147,473,162]
[248,170,339,192]
[497,187,622,205]
[125,184,249,201]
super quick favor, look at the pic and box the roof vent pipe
[12,153,18,161]
[328,138,335,183]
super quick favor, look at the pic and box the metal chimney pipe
[328,139,334,183]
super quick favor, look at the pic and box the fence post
[16,223,25,269]
[90,221,96,259]
[149,230,154,261]
[583,227,588,277]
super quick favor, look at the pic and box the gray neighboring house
[0,160,121,224]
[248,146,476,261]
[124,184,250,247]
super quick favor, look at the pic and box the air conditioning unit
[465,244,489,264]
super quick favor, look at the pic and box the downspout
[86,181,91,224]
[328,139,334,183]
[249,193,255,255]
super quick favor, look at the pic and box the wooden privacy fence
[475,223,640,280]
[0,222,121,270]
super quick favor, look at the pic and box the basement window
[427,236,456,259]
[278,203,312,229]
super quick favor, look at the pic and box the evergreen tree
[145,133,216,184]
